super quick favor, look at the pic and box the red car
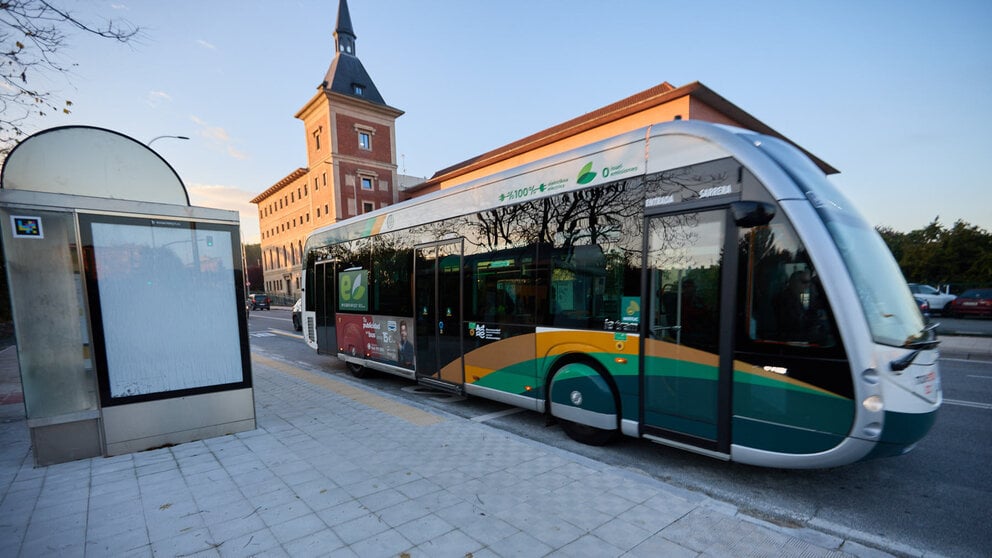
[946,288,992,318]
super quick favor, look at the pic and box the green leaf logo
[577,162,597,184]
[351,273,366,300]
[338,270,369,311]
[340,274,353,301]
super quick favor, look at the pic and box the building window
[322,173,327,186]
[317,207,321,218]
[358,131,371,150]
[304,184,308,196]
[363,201,374,214]
[353,84,364,96]
[325,203,329,215]
[313,130,321,150]
[361,177,373,190]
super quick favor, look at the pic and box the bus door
[642,208,736,456]
[414,239,464,386]
[314,260,336,355]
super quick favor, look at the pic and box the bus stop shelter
[0,126,255,466]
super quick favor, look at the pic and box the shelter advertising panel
[79,213,251,405]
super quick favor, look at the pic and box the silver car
[908,283,956,313]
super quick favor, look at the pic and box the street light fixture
[147,135,189,147]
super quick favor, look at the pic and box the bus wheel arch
[344,346,371,378]
[546,356,621,446]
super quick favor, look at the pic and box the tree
[942,220,992,284]
[900,218,946,283]
[1,0,140,156]
[877,218,992,290]
[876,226,907,263]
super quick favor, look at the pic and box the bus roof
[304,120,768,251]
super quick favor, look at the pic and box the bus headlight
[862,395,884,413]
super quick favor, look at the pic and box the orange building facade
[407,81,833,198]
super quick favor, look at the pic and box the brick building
[251,0,403,301]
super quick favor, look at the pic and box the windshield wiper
[906,322,941,350]
[891,323,940,372]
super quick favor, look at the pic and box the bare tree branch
[0,0,141,157]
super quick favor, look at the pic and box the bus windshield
[756,137,926,348]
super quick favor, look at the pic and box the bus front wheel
[549,361,620,446]
[559,419,618,446]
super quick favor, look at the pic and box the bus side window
[371,233,412,316]
[465,248,539,325]
[742,225,837,348]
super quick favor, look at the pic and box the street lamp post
[147,135,189,147]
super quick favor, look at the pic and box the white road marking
[943,398,992,411]
[471,408,527,422]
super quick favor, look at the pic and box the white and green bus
[300,120,940,468]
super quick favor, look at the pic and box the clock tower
[252,0,404,301]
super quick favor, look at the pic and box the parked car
[292,298,302,331]
[249,293,271,310]
[946,288,992,318]
[907,283,956,314]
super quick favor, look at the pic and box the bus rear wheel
[347,361,370,378]
[559,419,619,446]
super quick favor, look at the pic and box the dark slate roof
[321,0,388,106]
[336,0,355,39]
[322,53,387,106]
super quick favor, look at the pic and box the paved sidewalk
[0,345,955,557]
[938,334,992,361]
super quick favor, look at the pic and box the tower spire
[334,0,356,55]
[320,0,396,108]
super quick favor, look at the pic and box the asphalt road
[936,315,992,336]
[248,308,992,557]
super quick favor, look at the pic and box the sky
[8,0,992,244]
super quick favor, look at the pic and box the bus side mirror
[731,201,776,228]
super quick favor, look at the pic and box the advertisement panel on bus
[337,313,415,370]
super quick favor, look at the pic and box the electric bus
[299,120,940,468]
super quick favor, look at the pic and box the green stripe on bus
[467,350,855,449]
